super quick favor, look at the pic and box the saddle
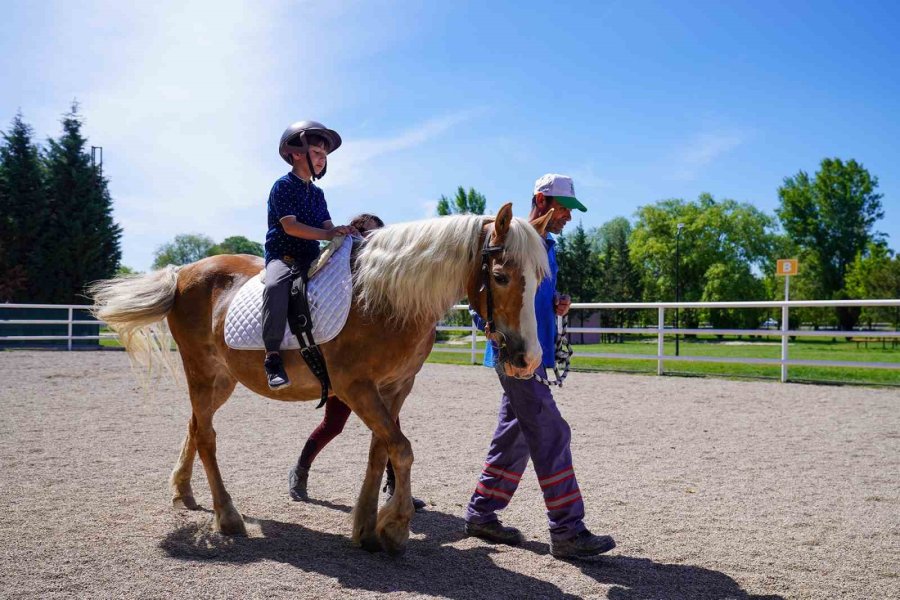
[224,236,355,406]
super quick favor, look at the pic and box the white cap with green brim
[533,173,587,212]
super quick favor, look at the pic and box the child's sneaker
[264,353,290,389]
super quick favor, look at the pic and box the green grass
[428,334,900,386]
[99,327,898,386]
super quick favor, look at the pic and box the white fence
[2,300,898,382]
[437,299,900,382]
[0,303,109,351]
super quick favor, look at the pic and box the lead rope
[532,315,573,387]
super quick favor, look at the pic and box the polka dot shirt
[264,172,332,267]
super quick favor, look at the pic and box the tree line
[2,107,896,331]
[0,106,121,304]
[559,159,897,332]
[439,159,897,332]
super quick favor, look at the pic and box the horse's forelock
[504,217,550,281]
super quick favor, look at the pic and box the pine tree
[42,103,122,303]
[0,112,49,301]
[437,186,487,215]
[556,222,600,342]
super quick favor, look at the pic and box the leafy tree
[152,233,216,269]
[39,105,122,303]
[208,235,263,257]
[0,112,47,302]
[589,217,630,253]
[845,243,900,329]
[437,186,486,215]
[630,193,776,329]
[777,158,884,329]
[116,265,140,276]
[701,262,767,331]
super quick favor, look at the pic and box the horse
[90,203,553,555]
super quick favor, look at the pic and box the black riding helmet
[278,120,342,181]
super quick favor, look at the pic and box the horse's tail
[88,266,181,378]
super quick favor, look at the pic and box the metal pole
[675,223,684,357]
[657,306,665,375]
[67,307,73,351]
[781,276,790,382]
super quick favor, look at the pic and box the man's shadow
[160,501,783,600]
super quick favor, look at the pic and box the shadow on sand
[160,502,783,600]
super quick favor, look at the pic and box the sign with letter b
[776,259,798,276]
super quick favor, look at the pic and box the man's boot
[464,520,525,545]
[289,464,310,501]
[550,529,616,559]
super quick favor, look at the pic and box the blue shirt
[474,235,559,368]
[264,172,331,266]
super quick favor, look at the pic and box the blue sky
[2,0,897,270]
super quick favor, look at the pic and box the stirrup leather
[287,270,331,408]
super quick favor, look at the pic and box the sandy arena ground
[0,351,897,599]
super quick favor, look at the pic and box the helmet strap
[306,152,319,181]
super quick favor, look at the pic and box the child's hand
[330,225,358,238]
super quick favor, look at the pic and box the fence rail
[3,300,899,382]
[440,299,900,382]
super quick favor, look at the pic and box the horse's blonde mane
[354,214,549,325]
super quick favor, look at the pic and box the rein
[532,314,573,387]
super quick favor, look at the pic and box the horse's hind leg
[183,368,243,535]
[170,422,199,509]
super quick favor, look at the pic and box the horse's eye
[492,272,510,286]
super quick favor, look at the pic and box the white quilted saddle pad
[224,236,353,350]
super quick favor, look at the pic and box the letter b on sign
[776,259,798,276]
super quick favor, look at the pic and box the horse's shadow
[160,501,783,600]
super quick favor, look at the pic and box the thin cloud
[326,109,484,189]
[674,130,745,180]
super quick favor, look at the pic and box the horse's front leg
[375,380,416,554]
[344,381,413,556]
[354,433,389,552]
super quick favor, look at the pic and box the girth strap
[286,268,331,408]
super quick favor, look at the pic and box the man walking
[464,174,616,559]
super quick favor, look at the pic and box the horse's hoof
[384,540,407,558]
[359,536,382,553]
[172,495,199,510]
[216,510,247,536]
[377,524,409,557]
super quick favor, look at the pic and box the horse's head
[467,203,552,379]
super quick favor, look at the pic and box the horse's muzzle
[496,332,541,379]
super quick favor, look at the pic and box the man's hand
[554,293,571,316]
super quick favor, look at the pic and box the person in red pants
[288,213,426,510]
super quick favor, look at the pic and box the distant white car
[762,318,779,328]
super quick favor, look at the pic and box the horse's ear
[531,209,554,237]
[491,203,513,246]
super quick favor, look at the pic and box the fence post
[471,318,477,365]
[780,301,789,382]
[67,307,73,351]
[657,306,665,375]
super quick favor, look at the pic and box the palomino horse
[90,203,552,555]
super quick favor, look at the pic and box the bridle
[479,239,505,334]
